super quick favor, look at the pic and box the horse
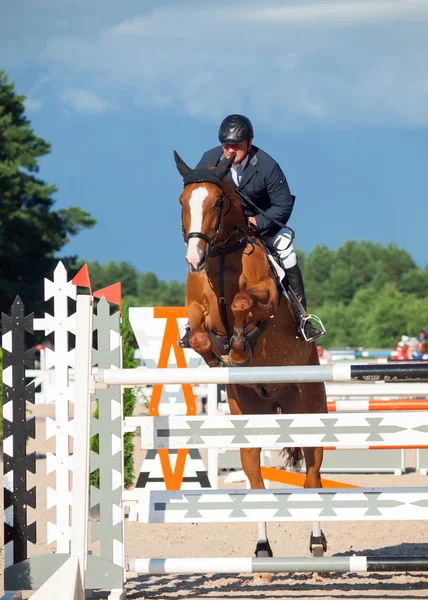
[174,150,328,559]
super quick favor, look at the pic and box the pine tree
[0,70,96,316]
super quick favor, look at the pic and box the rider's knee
[281,251,297,269]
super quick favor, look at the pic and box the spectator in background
[395,341,408,361]
[409,341,423,360]
[418,329,427,344]
[316,344,332,363]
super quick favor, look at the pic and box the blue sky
[2,0,428,283]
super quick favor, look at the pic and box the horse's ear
[214,152,236,179]
[174,150,192,178]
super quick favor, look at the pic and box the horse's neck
[221,185,248,238]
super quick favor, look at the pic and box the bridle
[182,186,248,256]
[181,183,256,342]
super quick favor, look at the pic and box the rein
[185,194,224,246]
[182,184,258,342]
[184,189,245,256]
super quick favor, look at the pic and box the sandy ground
[1,404,428,600]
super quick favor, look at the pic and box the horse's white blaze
[186,186,209,268]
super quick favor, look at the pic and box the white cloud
[59,88,113,113]
[7,0,428,128]
[249,0,428,25]
[24,97,44,112]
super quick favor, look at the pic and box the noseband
[183,188,249,259]
[184,193,226,248]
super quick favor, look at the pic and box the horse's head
[174,150,235,273]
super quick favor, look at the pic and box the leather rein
[183,188,255,339]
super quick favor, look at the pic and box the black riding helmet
[218,114,254,144]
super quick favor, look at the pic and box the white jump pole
[96,363,428,386]
[129,556,428,574]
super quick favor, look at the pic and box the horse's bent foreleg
[242,281,278,321]
[228,284,277,365]
[187,303,219,366]
[189,328,219,366]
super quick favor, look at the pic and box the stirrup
[177,324,191,348]
[298,314,327,343]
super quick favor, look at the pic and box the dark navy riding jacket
[196,145,295,236]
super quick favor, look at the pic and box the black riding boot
[285,264,326,342]
[177,324,191,348]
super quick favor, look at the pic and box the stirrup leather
[298,314,327,343]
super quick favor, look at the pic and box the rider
[178,113,326,347]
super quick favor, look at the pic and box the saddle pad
[264,246,289,299]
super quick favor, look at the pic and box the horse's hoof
[221,348,253,367]
[254,540,273,557]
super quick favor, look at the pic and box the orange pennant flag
[93,282,122,315]
[72,264,92,295]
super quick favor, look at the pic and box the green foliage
[121,303,138,489]
[0,70,95,318]
[297,240,428,348]
[316,282,428,348]
[0,349,3,442]
[68,259,186,307]
[302,240,417,308]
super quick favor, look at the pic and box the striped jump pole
[123,487,428,524]
[129,555,428,574]
[327,398,428,411]
[126,411,428,450]
[325,382,428,396]
[95,363,428,386]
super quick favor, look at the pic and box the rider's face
[222,140,252,164]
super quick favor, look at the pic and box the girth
[208,239,248,339]
[208,237,267,350]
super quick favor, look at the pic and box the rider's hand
[248,217,258,230]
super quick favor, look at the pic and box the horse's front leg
[187,303,220,367]
[228,283,277,366]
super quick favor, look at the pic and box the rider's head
[218,114,253,165]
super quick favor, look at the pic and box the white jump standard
[4,274,428,600]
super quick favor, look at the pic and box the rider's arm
[254,163,295,232]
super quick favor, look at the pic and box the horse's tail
[280,447,304,470]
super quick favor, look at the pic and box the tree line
[74,243,427,349]
[1,69,426,349]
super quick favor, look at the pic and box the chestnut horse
[174,151,327,557]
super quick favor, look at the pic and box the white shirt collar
[230,154,249,185]
[231,154,249,172]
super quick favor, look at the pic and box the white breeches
[262,228,297,269]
